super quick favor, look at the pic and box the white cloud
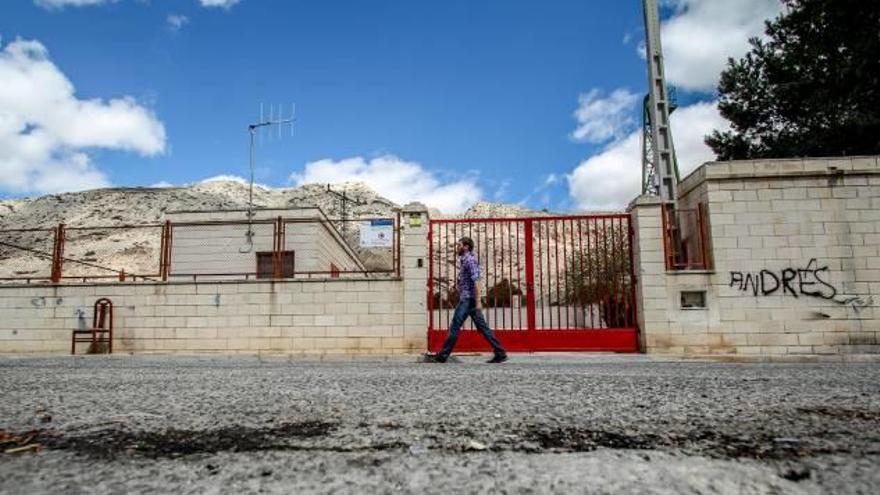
[0,38,166,194]
[166,14,189,31]
[518,173,563,207]
[290,155,482,214]
[571,89,640,144]
[35,0,241,9]
[34,0,112,8]
[660,0,783,92]
[198,0,240,8]
[567,101,728,211]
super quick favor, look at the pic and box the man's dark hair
[458,236,474,251]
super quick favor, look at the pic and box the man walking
[427,237,508,363]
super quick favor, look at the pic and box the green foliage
[432,279,526,309]
[482,278,526,308]
[707,0,880,160]
[564,225,632,327]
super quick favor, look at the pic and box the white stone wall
[167,208,364,278]
[0,206,428,355]
[632,156,880,357]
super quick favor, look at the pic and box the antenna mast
[325,184,366,236]
[239,104,296,253]
[641,0,679,203]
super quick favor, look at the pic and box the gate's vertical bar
[545,221,553,329]
[515,221,522,330]
[498,221,504,330]
[524,219,536,348]
[592,218,601,327]
[627,215,638,330]
[587,218,596,328]
[571,217,578,329]
[446,223,461,330]
[444,222,450,329]
[427,222,434,334]
[486,220,498,332]
[468,222,474,330]
[554,220,561,330]
[609,217,618,328]
[507,220,513,330]
[560,219,568,329]
[602,218,610,328]
[500,221,507,330]
[576,219,586,328]
[536,220,544,329]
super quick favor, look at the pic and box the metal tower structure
[641,0,680,203]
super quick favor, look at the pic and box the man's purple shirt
[458,251,482,300]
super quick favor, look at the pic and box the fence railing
[0,213,401,284]
[662,204,712,271]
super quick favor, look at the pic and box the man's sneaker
[487,353,508,364]
[423,353,447,363]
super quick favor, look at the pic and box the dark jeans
[438,298,506,360]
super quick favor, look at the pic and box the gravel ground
[1,354,878,494]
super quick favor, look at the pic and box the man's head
[456,236,474,255]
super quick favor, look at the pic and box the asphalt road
[1,355,878,494]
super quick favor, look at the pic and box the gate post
[628,196,668,353]
[401,203,430,351]
[523,220,536,344]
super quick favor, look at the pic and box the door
[427,215,638,353]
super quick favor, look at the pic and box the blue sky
[0,0,783,212]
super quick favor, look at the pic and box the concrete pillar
[401,202,430,352]
[628,195,669,352]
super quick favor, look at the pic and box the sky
[0,0,784,213]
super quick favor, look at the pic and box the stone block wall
[632,156,880,357]
[0,205,428,355]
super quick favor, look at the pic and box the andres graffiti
[729,259,874,312]
[729,259,837,299]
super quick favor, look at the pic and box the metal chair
[71,298,113,354]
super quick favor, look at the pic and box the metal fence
[61,225,165,282]
[0,228,56,283]
[662,204,712,271]
[0,213,401,284]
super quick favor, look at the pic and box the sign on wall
[360,219,393,248]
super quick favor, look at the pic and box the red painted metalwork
[428,214,639,353]
[50,224,65,283]
[70,297,113,354]
[663,204,712,271]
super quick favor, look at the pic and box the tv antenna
[240,103,296,253]
[325,184,367,236]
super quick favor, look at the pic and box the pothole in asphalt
[37,421,337,459]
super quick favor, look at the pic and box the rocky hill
[0,181,545,281]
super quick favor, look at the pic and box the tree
[564,223,633,328]
[706,0,880,160]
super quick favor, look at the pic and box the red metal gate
[427,214,639,353]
